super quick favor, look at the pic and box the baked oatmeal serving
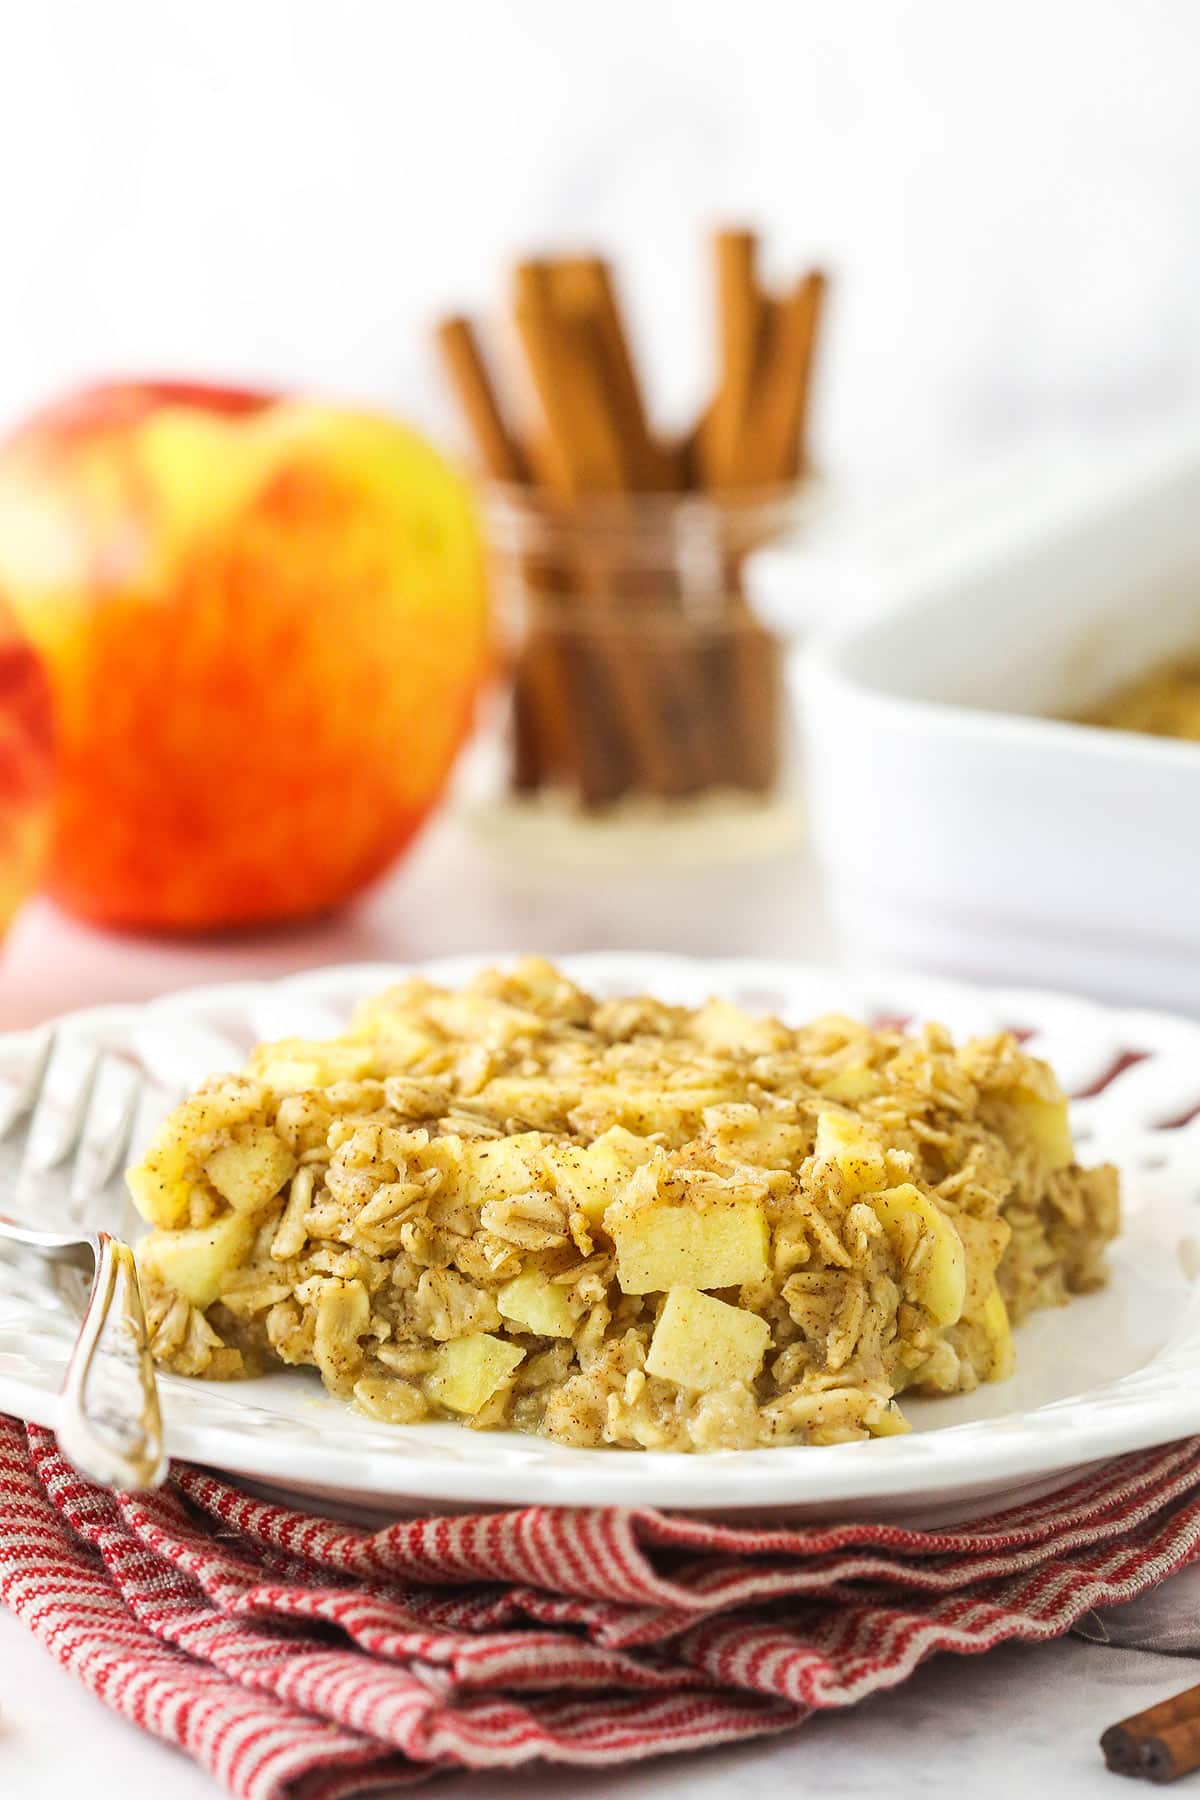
[1082,654,1200,742]
[129,959,1119,1452]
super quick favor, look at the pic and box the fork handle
[55,1232,167,1491]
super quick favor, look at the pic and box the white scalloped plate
[3,953,1200,1524]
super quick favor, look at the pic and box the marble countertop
[0,805,1192,1796]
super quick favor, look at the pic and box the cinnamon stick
[515,292,690,797]
[434,316,530,486]
[746,270,827,484]
[508,277,634,802]
[434,316,540,787]
[788,268,826,479]
[1102,1684,1200,1781]
[550,257,674,491]
[697,228,767,491]
[545,260,722,792]
[511,262,578,496]
[512,289,638,799]
[688,247,785,790]
[434,312,610,799]
[516,293,633,493]
[713,275,824,788]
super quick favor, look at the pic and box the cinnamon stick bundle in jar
[435,227,828,811]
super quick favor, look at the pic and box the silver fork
[0,1031,166,1490]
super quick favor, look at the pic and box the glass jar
[477,482,814,857]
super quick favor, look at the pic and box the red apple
[0,618,54,934]
[0,381,490,931]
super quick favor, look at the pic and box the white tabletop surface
[0,805,1192,1796]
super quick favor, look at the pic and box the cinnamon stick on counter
[1102,1684,1200,1782]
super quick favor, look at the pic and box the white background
[1,0,1199,496]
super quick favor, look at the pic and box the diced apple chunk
[956,1209,1012,1312]
[248,1038,379,1092]
[355,1019,439,1068]
[126,1140,191,1230]
[815,1109,886,1195]
[553,1126,657,1223]
[690,997,788,1054]
[426,991,545,1048]
[425,1333,525,1415]
[1014,1089,1074,1170]
[871,1184,966,1326]
[981,1283,1016,1381]
[569,1082,734,1139]
[138,1210,257,1308]
[710,1114,809,1169]
[496,1271,581,1338]
[204,1126,296,1214]
[612,1199,769,1295]
[819,1064,883,1104]
[645,1287,771,1391]
[126,1084,264,1226]
[865,1399,911,1437]
[463,1134,549,1205]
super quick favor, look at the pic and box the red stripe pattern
[3,1415,1200,1796]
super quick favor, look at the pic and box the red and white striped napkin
[3,1413,1200,1797]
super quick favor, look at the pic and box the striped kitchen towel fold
[4,1414,1200,1798]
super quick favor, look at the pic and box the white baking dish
[802,430,1200,1010]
